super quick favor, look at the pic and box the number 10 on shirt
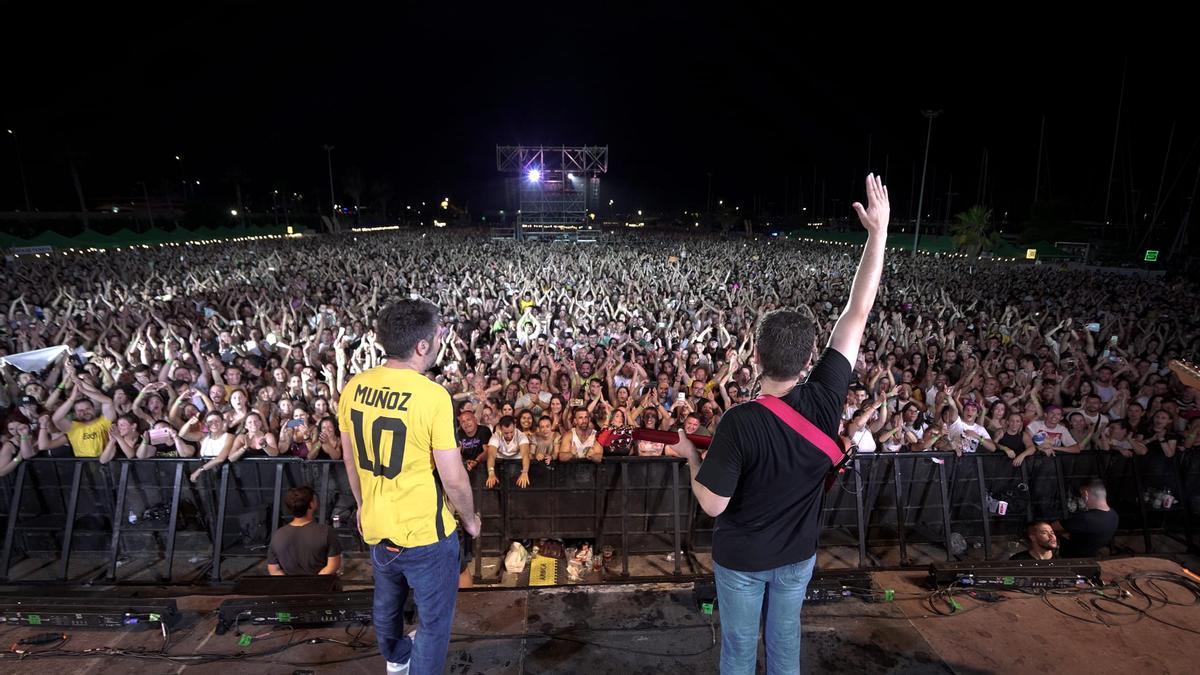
[350,409,408,479]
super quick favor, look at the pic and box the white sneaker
[385,627,418,673]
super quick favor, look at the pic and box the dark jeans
[370,531,460,671]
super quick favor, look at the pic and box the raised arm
[827,174,889,365]
[52,386,81,433]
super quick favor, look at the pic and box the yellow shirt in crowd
[67,417,112,458]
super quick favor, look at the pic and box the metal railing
[1,450,1196,584]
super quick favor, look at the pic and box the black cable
[835,463,864,496]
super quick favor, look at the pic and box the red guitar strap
[756,394,844,468]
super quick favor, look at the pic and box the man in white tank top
[558,407,601,464]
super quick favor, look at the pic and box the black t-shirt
[996,431,1025,455]
[1060,508,1119,558]
[696,348,851,572]
[266,521,342,575]
[457,424,492,464]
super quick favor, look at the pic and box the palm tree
[951,205,999,255]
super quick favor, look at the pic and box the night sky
[2,7,1193,232]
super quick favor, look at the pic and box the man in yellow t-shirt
[338,299,479,675]
[52,380,116,458]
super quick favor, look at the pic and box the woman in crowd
[230,412,278,460]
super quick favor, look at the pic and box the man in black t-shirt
[456,408,491,471]
[267,485,342,576]
[671,174,890,675]
[1056,479,1118,558]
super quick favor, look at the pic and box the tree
[951,205,999,255]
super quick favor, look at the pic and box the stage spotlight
[528,169,541,183]
[567,172,576,180]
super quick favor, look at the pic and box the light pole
[323,144,337,230]
[7,129,32,211]
[912,110,941,254]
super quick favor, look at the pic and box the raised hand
[851,173,890,236]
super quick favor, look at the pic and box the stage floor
[0,556,1197,674]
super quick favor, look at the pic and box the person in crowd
[136,419,185,458]
[455,407,491,472]
[99,413,141,464]
[1026,405,1084,455]
[484,415,532,488]
[0,419,35,477]
[530,415,558,466]
[558,406,602,463]
[51,374,116,458]
[182,411,235,482]
[229,411,279,459]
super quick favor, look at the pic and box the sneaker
[665,551,682,562]
[385,628,418,674]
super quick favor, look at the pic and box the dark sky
[2,7,1194,229]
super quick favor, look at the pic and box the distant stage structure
[495,145,608,241]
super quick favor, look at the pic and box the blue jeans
[371,531,460,673]
[714,555,816,675]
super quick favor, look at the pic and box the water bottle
[332,514,342,528]
[128,511,138,526]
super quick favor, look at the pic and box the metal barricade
[1,449,1193,583]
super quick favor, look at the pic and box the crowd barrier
[1,450,1196,583]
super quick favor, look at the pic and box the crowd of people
[1,231,1198,549]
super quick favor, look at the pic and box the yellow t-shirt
[68,417,112,458]
[337,365,458,548]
